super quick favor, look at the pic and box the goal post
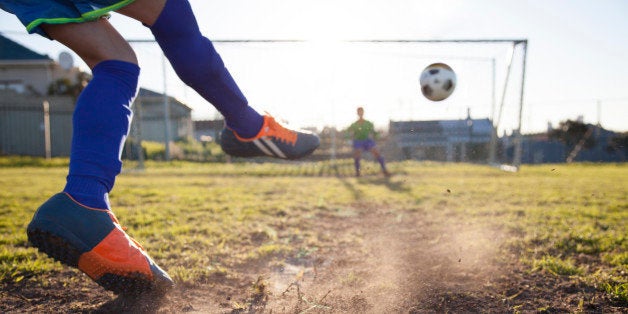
[127,38,528,169]
[337,38,528,168]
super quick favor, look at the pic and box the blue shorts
[353,139,376,151]
[0,0,135,38]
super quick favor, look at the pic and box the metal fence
[0,94,74,158]
[0,92,192,159]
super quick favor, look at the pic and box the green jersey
[348,120,376,141]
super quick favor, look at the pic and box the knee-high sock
[354,158,361,175]
[149,0,263,138]
[63,60,139,209]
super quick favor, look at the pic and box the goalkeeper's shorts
[353,139,377,151]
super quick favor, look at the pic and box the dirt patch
[1,205,624,313]
[254,206,510,313]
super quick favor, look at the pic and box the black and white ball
[419,63,457,101]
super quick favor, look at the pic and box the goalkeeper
[346,107,390,177]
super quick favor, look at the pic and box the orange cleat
[27,193,174,295]
[220,115,320,160]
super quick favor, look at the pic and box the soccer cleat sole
[297,146,318,160]
[27,228,163,295]
[27,229,82,267]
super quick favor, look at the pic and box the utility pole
[162,53,171,161]
[42,101,51,160]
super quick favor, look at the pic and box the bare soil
[2,204,625,313]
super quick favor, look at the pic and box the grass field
[0,157,626,312]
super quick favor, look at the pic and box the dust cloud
[263,207,505,313]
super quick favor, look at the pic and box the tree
[606,132,627,161]
[47,72,91,98]
[548,120,596,159]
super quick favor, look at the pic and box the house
[389,113,495,162]
[0,33,193,157]
[0,34,83,96]
[0,34,78,156]
[131,88,194,143]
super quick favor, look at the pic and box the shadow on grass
[358,176,412,193]
[333,172,412,201]
[335,176,365,200]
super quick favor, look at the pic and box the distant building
[0,34,78,156]
[0,33,193,157]
[132,88,193,143]
[0,34,83,96]
[513,124,626,164]
[389,113,495,162]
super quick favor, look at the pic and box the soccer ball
[419,63,457,101]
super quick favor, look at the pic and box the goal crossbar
[130,38,527,44]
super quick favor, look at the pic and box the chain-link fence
[0,92,73,158]
[0,90,194,162]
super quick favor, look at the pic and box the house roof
[138,88,166,98]
[0,34,52,61]
[136,87,193,112]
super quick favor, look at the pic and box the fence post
[162,54,171,161]
[135,97,145,170]
[42,100,51,160]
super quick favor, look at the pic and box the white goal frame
[129,38,528,168]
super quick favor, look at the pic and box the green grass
[532,255,583,276]
[0,158,626,303]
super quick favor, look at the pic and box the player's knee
[75,37,137,68]
[101,50,137,66]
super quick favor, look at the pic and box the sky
[0,0,627,133]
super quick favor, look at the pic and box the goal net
[128,39,528,168]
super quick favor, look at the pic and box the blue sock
[63,60,139,209]
[149,0,263,138]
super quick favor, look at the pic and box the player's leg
[369,146,390,176]
[26,19,173,294]
[41,18,137,68]
[117,0,320,159]
[41,19,136,212]
[120,0,259,136]
[353,148,363,177]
